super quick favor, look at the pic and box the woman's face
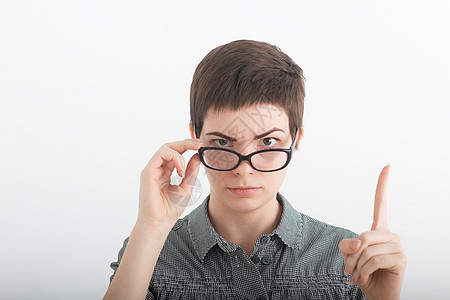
[194,104,300,214]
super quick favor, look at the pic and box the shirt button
[251,256,260,264]
[261,256,271,265]
[261,236,269,244]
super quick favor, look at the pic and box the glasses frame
[197,127,298,172]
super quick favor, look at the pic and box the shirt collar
[187,192,303,262]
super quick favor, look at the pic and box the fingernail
[344,264,351,275]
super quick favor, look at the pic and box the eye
[261,137,278,147]
[214,139,230,147]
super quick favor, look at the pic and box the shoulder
[291,211,358,271]
[299,212,359,242]
[277,193,358,248]
[156,214,200,265]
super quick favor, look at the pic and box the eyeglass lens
[202,149,288,171]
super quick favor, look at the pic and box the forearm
[103,221,173,300]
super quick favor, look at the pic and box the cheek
[266,171,288,188]
[205,169,225,185]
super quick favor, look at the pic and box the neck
[207,192,283,256]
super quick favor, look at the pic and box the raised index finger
[371,164,390,231]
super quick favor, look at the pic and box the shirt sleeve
[109,236,157,300]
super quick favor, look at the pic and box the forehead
[202,104,289,137]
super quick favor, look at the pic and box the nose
[232,157,255,176]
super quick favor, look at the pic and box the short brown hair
[190,39,305,142]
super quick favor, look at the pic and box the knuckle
[360,247,373,262]
[358,231,370,241]
[371,255,382,266]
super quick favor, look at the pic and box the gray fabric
[110,192,366,299]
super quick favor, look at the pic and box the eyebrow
[204,128,285,141]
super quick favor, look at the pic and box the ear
[294,126,303,151]
[189,122,195,139]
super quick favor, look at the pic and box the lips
[227,186,261,196]
[229,186,259,189]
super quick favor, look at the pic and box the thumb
[179,153,201,193]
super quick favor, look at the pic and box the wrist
[133,219,174,237]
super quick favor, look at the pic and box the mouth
[227,186,261,196]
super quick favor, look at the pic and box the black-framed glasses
[197,127,298,172]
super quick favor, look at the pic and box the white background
[1,1,449,299]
